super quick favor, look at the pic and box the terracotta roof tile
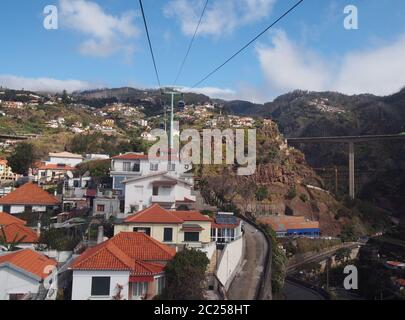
[0,223,39,243]
[37,164,76,171]
[0,249,56,279]
[0,212,27,226]
[125,204,184,224]
[258,216,320,232]
[173,211,212,222]
[70,232,175,276]
[0,183,60,206]
[112,153,148,160]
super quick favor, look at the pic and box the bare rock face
[200,121,360,237]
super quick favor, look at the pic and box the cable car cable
[173,0,209,86]
[139,0,163,92]
[191,0,305,88]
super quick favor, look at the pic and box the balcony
[151,195,175,204]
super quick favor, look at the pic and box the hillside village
[0,89,403,301]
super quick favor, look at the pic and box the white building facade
[123,173,196,213]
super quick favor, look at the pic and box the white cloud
[0,75,103,93]
[180,86,236,100]
[59,0,139,58]
[256,30,405,97]
[335,37,405,95]
[164,0,276,37]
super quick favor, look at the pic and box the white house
[0,249,57,300]
[70,232,175,300]
[110,152,193,194]
[123,172,196,213]
[0,183,60,215]
[46,152,84,168]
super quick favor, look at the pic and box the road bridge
[287,134,405,199]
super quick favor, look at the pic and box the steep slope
[198,121,390,237]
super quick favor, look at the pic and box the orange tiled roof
[0,223,39,243]
[0,212,27,226]
[173,211,212,222]
[125,204,211,224]
[37,164,76,171]
[0,183,60,206]
[70,232,175,275]
[258,215,320,232]
[112,153,148,160]
[0,249,56,279]
[125,204,184,224]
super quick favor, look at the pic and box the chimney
[97,226,104,244]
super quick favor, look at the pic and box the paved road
[283,280,325,300]
[227,223,268,300]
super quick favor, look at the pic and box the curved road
[227,223,268,300]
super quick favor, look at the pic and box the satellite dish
[66,171,74,179]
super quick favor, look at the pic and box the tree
[335,247,352,264]
[7,142,37,175]
[255,186,269,202]
[77,159,110,178]
[62,90,69,104]
[0,226,27,251]
[160,249,210,300]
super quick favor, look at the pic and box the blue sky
[1,0,405,102]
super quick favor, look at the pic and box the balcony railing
[151,195,175,203]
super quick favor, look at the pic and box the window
[184,232,199,242]
[150,163,159,171]
[134,227,151,236]
[153,186,159,196]
[168,163,176,172]
[91,277,110,296]
[156,277,165,295]
[133,282,148,298]
[97,204,105,212]
[163,228,173,242]
[123,162,132,172]
[133,161,141,172]
[113,176,126,190]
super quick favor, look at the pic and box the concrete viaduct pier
[287,134,405,199]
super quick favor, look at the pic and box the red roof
[124,204,212,224]
[0,223,39,243]
[112,152,179,161]
[112,153,148,160]
[0,249,56,279]
[70,232,175,276]
[125,204,184,224]
[0,212,27,226]
[0,183,60,206]
[37,164,76,171]
[173,210,211,222]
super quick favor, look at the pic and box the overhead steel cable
[191,0,305,88]
[173,0,209,86]
[139,0,162,92]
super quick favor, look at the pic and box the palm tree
[0,226,27,252]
